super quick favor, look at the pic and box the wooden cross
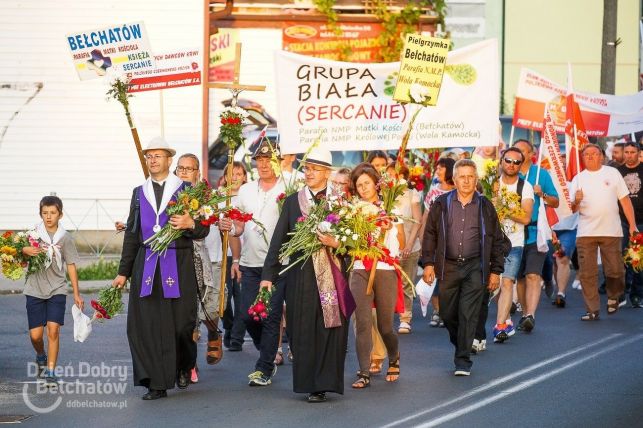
[207,42,266,317]
[207,43,266,106]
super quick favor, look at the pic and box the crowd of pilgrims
[105,137,641,403]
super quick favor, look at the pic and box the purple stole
[139,186,181,299]
[298,188,355,327]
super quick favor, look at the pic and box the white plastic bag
[416,278,437,317]
[72,304,92,343]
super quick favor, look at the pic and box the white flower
[352,233,359,241]
[409,83,430,104]
[344,229,352,236]
[398,178,407,185]
[28,229,40,240]
[201,205,214,219]
[341,236,347,242]
[318,221,332,233]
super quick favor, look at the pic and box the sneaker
[631,296,643,308]
[510,302,517,315]
[429,313,440,327]
[553,293,566,308]
[248,370,271,386]
[398,321,412,334]
[618,295,627,308]
[454,368,471,376]
[35,354,47,379]
[505,322,516,337]
[190,367,199,383]
[43,370,59,387]
[493,325,509,343]
[515,302,523,313]
[572,279,582,290]
[471,339,486,353]
[519,314,535,332]
[544,281,555,299]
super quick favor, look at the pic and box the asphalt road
[1,288,642,427]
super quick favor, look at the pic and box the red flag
[564,95,589,181]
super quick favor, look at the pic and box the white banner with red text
[274,39,499,154]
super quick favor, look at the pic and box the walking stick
[218,146,234,317]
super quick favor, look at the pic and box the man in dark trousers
[260,146,352,403]
[113,137,209,400]
[421,159,508,376]
[618,142,643,308]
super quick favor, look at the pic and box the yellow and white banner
[274,39,499,154]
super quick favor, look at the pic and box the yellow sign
[393,34,450,106]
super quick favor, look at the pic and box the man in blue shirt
[513,139,560,332]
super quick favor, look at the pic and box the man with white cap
[113,137,209,400]
[219,139,286,387]
[260,146,352,403]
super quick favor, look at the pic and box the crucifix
[207,42,266,317]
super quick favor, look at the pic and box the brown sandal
[369,358,383,375]
[206,336,223,365]
[580,311,600,321]
[607,299,619,315]
[385,355,400,382]
[351,371,370,389]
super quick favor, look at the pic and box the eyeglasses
[176,166,198,173]
[503,158,522,165]
[145,154,168,161]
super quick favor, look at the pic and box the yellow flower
[189,198,200,211]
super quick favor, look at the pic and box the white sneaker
[398,321,411,334]
[478,339,487,352]
[572,279,582,290]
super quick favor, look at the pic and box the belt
[445,256,479,264]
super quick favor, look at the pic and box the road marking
[414,333,643,428]
[381,333,624,428]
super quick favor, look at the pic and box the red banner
[128,71,201,93]
[282,22,384,63]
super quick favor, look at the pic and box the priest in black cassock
[113,137,209,400]
[261,146,354,403]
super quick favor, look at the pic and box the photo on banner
[66,22,155,80]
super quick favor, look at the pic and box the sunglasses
[503,158,522,165]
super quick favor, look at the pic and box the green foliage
[313,0,352,60]
[75,259,120,281]
[312,0,448,63]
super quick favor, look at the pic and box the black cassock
[262,192,349,395]
[118,184,208,390]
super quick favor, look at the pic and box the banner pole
[509,125,515,146]
[159,90,165,138]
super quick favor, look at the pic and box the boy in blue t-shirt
[22,196,83,386]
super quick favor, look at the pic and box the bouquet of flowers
[90,286,124,322]
[407,164,426,192]
[219,106,249,149]
[479,159,499,201]
[144,180,256,255]
[0,230,50,280]
[495,186,526,234]
[248,287,272,322]
[624,232,643,272]
[379,171,408,216]
[552,233,565,258]
[279,191,385,274]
